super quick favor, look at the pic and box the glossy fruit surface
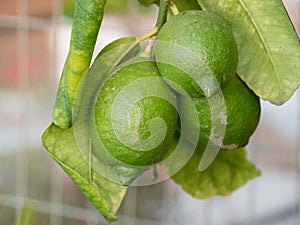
[94,58,178,166]
[154,10,238,97]
[178,74,261,150]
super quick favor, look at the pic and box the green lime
[94,57,178,166]
[153,10,238,97]
[179,74,260,150]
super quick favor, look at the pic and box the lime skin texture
[94,58,179,167]
[178,74,261,151]
[154,10,238,98]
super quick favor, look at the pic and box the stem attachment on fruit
[155,0,171,30]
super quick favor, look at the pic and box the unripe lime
[94,58,178,167]
[179,74,260,150]
[153,10,238,97]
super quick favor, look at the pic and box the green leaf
[173,0,201,11]
[42,123,127,222]
[138,0,201,11]
[172,148,261,198]
[53,0,106,129]
[198,0,300,105]
[137,0,159,7]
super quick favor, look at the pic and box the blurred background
[0,0,300,224]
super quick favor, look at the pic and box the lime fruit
[94,58,178,166]
[178,74,261,150]
[153,10,238,98]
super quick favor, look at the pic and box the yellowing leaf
[53,0,106,129]
[42,124,127,222]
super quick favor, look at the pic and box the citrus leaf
[53,0,106,129]
[172,148,261,198]
[173,0,201,11]
[42,123,127,222]
[197,0,300,105]
[137,0,201,11]
[137,0,159,6]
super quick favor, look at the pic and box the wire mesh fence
[0,0,300,224]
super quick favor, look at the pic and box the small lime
[178,74,261,150]
[153,10,238,97]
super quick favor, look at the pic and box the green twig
[155,0,171,30]
[136,27,159,42]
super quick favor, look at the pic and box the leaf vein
[238,0,282,89]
